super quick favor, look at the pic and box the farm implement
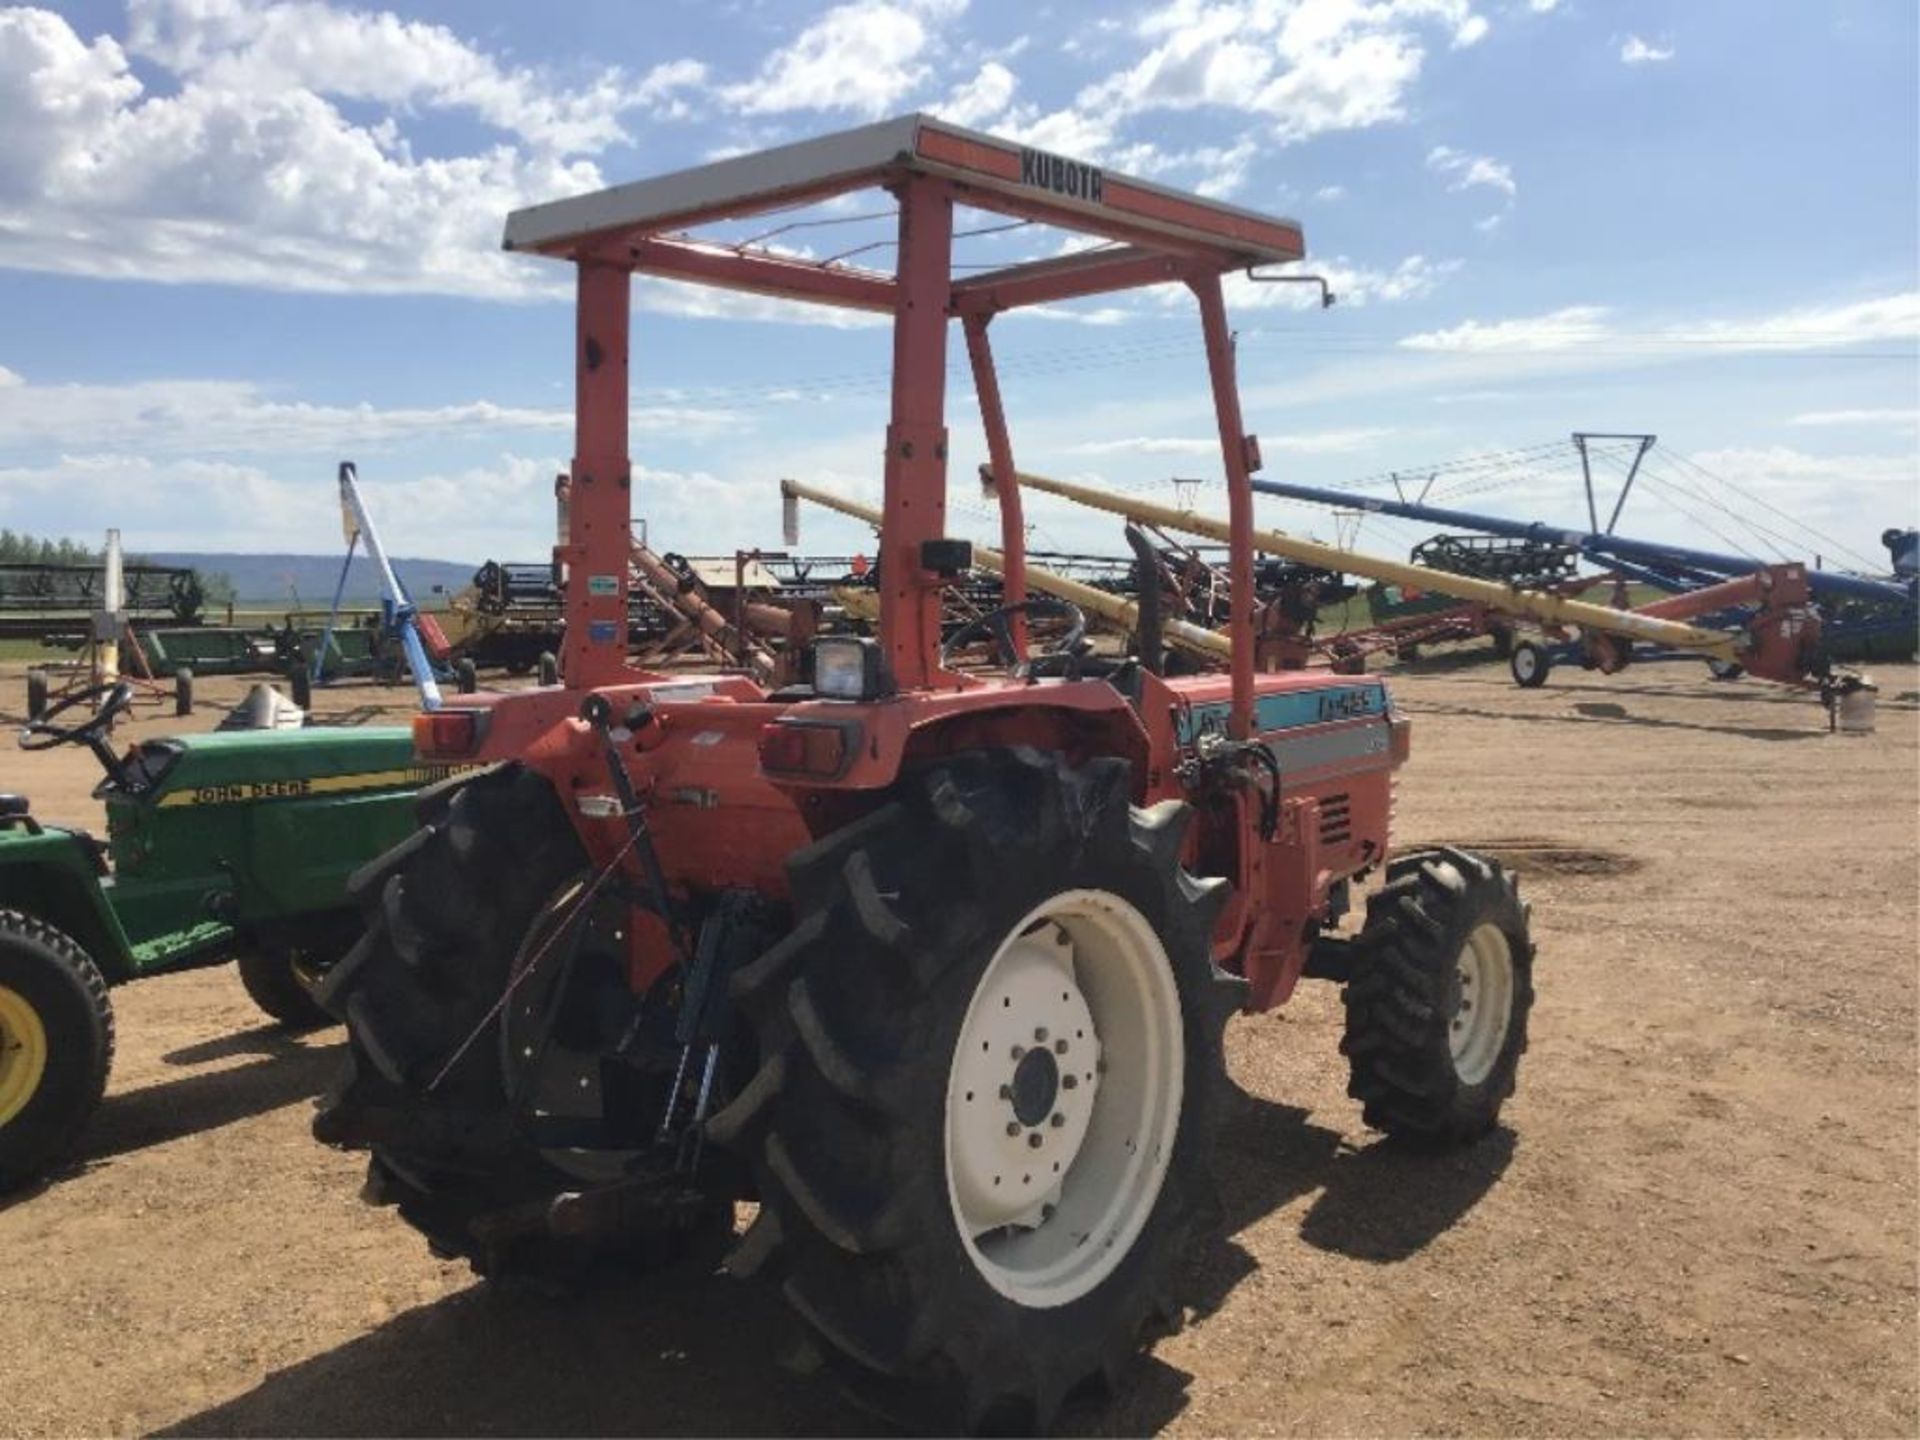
[1253,472,1917,679]
[0,681,476,1190]
[978,468,1873,722]
[312,115,1540,1431]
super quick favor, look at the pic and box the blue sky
[1,0,1914,578]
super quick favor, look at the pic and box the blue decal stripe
[1177,683,1387,743]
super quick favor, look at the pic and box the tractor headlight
[813,637,887,701]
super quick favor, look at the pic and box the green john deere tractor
[1,680,466,1191]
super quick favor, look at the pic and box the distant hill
[145,553,485,608]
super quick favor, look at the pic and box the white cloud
[1427,144,1517,197]
[1620,34,1674,64]
[0,368,737,453]
[1401,304,1611,351]
[1068,427,1386,456]
[1226,253,1460,309]
[1314,184,1348,202]
[0,5,613,297]
[1788,408,1919,429]
[936,59,1018,128]
[1400,294,1920,354]
[722,0,960,117]
[1060,0,1490,149]
[1527,0,1559,13]
[1473,212,1503,232]
[122,0,648,153]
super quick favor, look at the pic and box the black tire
[237,946,336,1031]
[1340,847,1534,1145]
[1509,640,1551,688]
[0,911,114,1192]
[26,669,48,723]
[454,658,478,695]
[708,749,1238,1432]
[536,652,559,687]
[313,766,724,1276]
[1489,625,1515,660]
[174,665,194,717]
[1708,658,1746,681]
[505,657,534,678]
[289,663,313,711]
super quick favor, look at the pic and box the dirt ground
[0,656,1914,1438]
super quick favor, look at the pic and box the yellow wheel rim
[0,983,50,1128]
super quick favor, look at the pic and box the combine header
[314,116,1538,1430]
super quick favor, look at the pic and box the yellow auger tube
[1005,469,1744,662]
[778,478,1231,661]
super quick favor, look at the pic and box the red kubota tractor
[315,116,1536,1431]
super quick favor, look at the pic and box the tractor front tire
[0,911,114,1192]
[237,945,336,1031]
[709,750,1238,1433]
[1340,848,1534,1145]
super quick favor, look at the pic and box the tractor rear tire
[312,766,727,1277]
[0,911,114,1193]
[536,652,559,687]
[1340,848,1534,1145]
[708,749,1238,1433]
[174,666,194,717]
[26,669,48,722]
[1510,640,1551,688]
[237,945,336,1031]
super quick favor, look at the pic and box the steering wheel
[20,680,138,788]
[939,599,1088,679]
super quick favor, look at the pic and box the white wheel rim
[1515,647,1539,681]
[1450,921,1515,1086]
[944,889,1185,1310]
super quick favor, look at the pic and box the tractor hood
[122,726,433,809]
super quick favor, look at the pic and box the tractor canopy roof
[502,113,1305,316]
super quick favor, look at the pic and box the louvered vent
[1319,793,1352,845]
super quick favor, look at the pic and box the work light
[813,637,887,701]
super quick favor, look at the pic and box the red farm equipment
[313,116,1537,1431]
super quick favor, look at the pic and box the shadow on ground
[84,1038,344,1162]
[1405,695,1824,742]
[157,1090,1509,1439]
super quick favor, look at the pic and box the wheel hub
[1449,921,1516,1086]
[0,983,49,1128]
[944,890,1185,1310]
[1009,1045,1060,1127]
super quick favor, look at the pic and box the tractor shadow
[82,1037,345,1163]
[156,1091,1508,1440]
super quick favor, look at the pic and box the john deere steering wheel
[939,598,1088,679]
[19,680,137,787]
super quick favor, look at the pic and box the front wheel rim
[1450,922,1516,1086]
[0,984,49,1127]
[944,889,1185,1310]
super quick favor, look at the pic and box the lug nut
[1062,1074,1078,1090]
[1006,1122,1021,1137]
[1034,1027,1049,1042]
[1050,1113,1065,1128]
[1011,1045,1025,1060]
[1054,1039,1069,1055]
[1027,1133,1043,1149]
[998,1084,1012,1100]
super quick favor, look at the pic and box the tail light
[759,719,856,778]
[414,708,487,759]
